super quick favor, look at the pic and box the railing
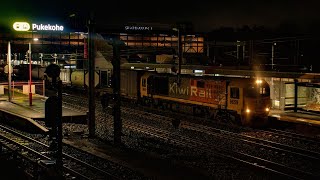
[0,80,46,100]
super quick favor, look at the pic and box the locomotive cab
[227,78,271,127]
[242,79,271,126]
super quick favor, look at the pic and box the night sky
[1,0,320,33]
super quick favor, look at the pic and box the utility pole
[88,13,96,137]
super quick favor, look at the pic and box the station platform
[0,94,87,134]
[269,109,320,127]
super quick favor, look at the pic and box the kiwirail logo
[13,22,64,31]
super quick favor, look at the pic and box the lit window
[231,87,239,99]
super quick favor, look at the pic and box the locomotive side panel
[168,77,190,100]
[189,79,227,106]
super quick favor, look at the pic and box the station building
[0,21,206,67]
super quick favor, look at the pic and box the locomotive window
[230,87,239,99]
[197,81,205,88]
[259,86,270,96]
[246,85,270,97]
[154,76,169,95]
[142,79,146,87]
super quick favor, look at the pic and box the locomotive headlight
[256,79,263,84]
[265,107,270,112]
[246,109,251,113]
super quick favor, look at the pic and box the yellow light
[265,108,270,112]
[246,109,250,113]
[256,79,262,84]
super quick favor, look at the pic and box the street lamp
[28,38,39,106]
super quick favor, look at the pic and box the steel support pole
[178,28,182,81]
[8,41,12,102]
[294,79,298,112]
[29,42,32,106]
[57,80,63,169]
[88,14,96,137]
[113,43,122,145]
[271,42,276,70]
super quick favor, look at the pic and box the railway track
[61,92,320,179]
[0,124,142,179]
[181,122,320,178]
[119,113,315,179]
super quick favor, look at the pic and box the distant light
[130,66,134,69]
[33,38,39,41]
[194,70,204,73]
[265,108,270,112]
[64,65,76,69]
[296,118,307,122]
[246,109,250,113]
[256,79,262,84]
[146,66,150,69]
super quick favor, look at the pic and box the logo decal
[13,22,30,31]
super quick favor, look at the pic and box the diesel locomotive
[119,70,271,127]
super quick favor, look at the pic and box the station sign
[13,22,64,32]
[125,25,153,31]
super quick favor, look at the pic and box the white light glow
[194,70,204,73]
